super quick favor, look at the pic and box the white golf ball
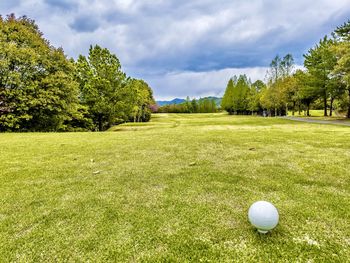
[248,201,279,234]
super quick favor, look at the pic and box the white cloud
[146,67,269,100]
[1,0,349,98]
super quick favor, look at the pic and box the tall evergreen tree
[232,75,250,114]
[221,78,235,114]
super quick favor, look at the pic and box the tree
[221,78,235,114]
[0,14,85,131]
[191,99,198,113]
[210,99,217,113]
[157,97,217,113]
[280,54,294,77]
[294,70,319,116]
[333,20,350,118]
[121,78,155,122]
[248,80,265,114]
[232,75,250,114]
[75,45,127,131]
[334,20,350,41]
[263,54,295,116]
[221,75,250,114]
[266,54,294,83]
[260,84,280,116]
[304,36,337,116]
[185,96,192,113]
[267,55,282,83]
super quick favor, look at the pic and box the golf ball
[248,201,279,233]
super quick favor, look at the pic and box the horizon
[1,0,350,100]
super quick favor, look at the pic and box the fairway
[0,114,349,262]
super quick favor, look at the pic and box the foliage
[247,80,265,113]
[157,97,217,113]
[75,45,127,131]
[220,34,350,119]
[304,37,338,116]
[75,45,155,131]
[260,54,295,116]
[333,20,350,117]
[0,14,87,131]
[121,78,155,122]
[221,78,236,114]
[0,15,155,132]
[221,75,253,114]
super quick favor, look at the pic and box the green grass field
[1,114,349,262]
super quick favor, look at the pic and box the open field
[1,113,349,262]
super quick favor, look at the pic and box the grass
[288,110,350,121]
[1,113,349,262]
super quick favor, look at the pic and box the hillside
[157,97,222,106]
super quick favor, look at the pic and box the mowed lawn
[0,114,349,262]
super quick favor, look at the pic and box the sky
[1,0,350,100]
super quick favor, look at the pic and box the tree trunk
[285,103,288,116]
[323,93,328,117]
[98,115,102,131]
[292,101,295,116]
[298,103,301,115]
[330,97,334,117]
[347,89,350,118]
[307,103,310,117]
[274,108,277,117]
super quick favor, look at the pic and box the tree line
[157,97,218,113]
[221,21,350,118]
[0,14,155,132]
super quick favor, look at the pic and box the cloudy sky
[1,0,350,100]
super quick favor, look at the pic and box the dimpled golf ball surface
[248,201,279,233]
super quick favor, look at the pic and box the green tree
[191,99,198,113]
[121,78,155,122]
[264,54,295,116]
[304,36,337,116]
[294,70,319,116]
[221,77,236,114]
[260,84,280,116]
[232,75,250,114]
[282,75,299,116]
[210,99,217,113]
[0,14,85,131]
[76,45,127,131]
[248,80,265,114]
[333,21,350,118]
[334,20,350,41]
[185,96,192,113]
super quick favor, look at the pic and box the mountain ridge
[157,96,222,106]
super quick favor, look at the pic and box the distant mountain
[198,96,222,106]
[156,97,222,106]
[156,98,186,106]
